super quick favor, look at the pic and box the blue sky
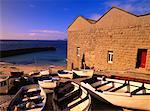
[0,0,150,40]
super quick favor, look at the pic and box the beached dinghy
[57,70,73,79]
[7,84,46,111]
[0,76,14,94]
[52,81,91,111]
[29,70,50,77]
[72,69,94,77]
[38,76,60,89]
[39,70,51,76]
[81,76,150,111]
[29,71,40,77]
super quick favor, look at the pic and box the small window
[108,51,113,63]
[77,47,80,57]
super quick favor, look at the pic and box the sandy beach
[0,62,149,111]
[0,62,65,76]
[0,61,65,110]
[0,95,14,111]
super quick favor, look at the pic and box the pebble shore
[0,95,14,111]
[0,62,65,110]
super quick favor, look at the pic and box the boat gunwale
[7,84,46,111]
[0,76,10,83]
[53,82,91,111]
[63,82,91,111]
[81,77,150,96]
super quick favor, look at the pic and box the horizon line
[0,39,67,41]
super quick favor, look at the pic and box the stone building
[67,7,150,72]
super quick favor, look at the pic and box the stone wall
[67,7,150,71]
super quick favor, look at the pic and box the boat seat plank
[24,92,41,98]
[82,76,98,84]
[104,86,115,91]
[131,86,145,95]
[62,94,89,111]
[58,84,74,94]
[110,83,128,92]
[55,84,74,99]
[17,101,44,111]
[22,95,43,102]
[27,88,40,93]
[95,81,112,89]
[54,83,73,93]
[25,102,44,110]
[103,91,131,97]
[91,81,101,88]
[96,85,113,91]
[58,87,81,103]
[65,86,78,97]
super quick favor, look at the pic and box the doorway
[136,49,147,68]
[71,63,74,70]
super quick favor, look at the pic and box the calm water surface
[0,40,67,66]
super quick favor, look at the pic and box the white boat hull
[68,82,91,111]
[99,91,150,110]
[72,69,94,77]
[8,84,46,111]
[0,76,14,94]
[58,70,73,79]
[38,80,57,89]
[81,77,150,111]
[58,73,73,79]
[39,70,50,76]
[53,82,91,111]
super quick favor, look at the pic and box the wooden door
[140,50,147,68]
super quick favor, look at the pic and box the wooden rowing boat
[7,84,46,111]
[29,71,40,77]
[72,69,94,77]
[11,71,24,77]
[0,76,14,94]
[39,70,50,76]
[57,70,73,79]
[81,76,150,111]
[38,76,60,89]
[52,81,91,111]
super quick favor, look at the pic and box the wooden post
[77,47,80,70]
[77,56,80,70]
[142,83,146,94]
[127,81,130,93]
[83,62,85,70]
[112,81,115,87]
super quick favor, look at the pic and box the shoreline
[0,61,66,76]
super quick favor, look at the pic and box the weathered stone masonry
[67,7,150,71]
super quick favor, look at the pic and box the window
[77,47,80,57]
[108,51,113,63]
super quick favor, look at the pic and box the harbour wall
[0,47,56,58]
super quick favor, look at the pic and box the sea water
[0,40,67,66]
